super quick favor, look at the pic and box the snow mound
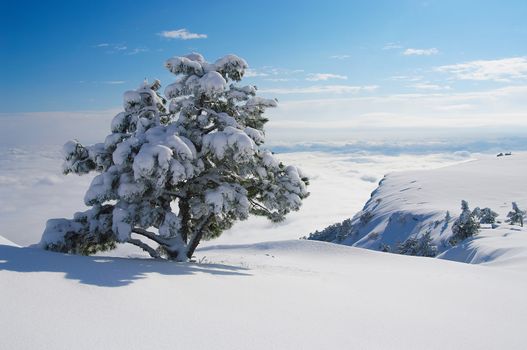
[308,154,527,269]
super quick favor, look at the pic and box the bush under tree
[41,53,309,261]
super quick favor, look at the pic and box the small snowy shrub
[397,232,438,257]
[507,202,525,227]
[41,53,309,261]
[449,200,480,245]
[305,218,354,243]
[359,211,373,225]
[380,243,391,252]
[472,207,499,224]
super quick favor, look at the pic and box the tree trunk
[179,198,191,244]
[186,215,214,259]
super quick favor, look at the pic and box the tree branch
[132,228,168,246]
[249,199,272,215]
[179,198,191,244]
[166,190,185,198]
[127,238,160,259]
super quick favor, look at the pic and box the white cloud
[264,85,527,132]
[306,73,348,81]
[244,67,304,79]
[126,48,148,55]
[435,104,474,111]
[260,85,378,94]
[94,43,139,54]
[265,78,293,82]
[408,83,451,90]
[102,81,126,85]
[436,57,527,82]
[79,80,126,85]
[159,29,207,40]
[403,48,439,56]
[390,75,423,82]
[330,55,351,60]
[383,43,403,50]
[244,69,269,78]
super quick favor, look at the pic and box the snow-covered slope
[1,238,527,350]
[309,154,527,269]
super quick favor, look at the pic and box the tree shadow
[0,244,251,287]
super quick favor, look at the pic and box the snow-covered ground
[2,236,527,350]
[2,145,527,349]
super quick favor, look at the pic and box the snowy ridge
[309,154,527,269]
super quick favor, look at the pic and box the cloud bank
[436,57,527,82]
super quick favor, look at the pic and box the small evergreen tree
[472,207,499,224]
[449,200,480,245]
[380,243,391,253]
[41,53,309,261]
[305,218,354,243]
[397,232,438,257]
[507,202,525,227]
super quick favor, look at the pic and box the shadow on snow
[0,244,250,287]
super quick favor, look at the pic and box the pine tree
[472,207,499,224]
[449,200,480,245]
[397,232,438,257]
[507,202,525,227]
[305,218,354,243]
[41,53,309,261]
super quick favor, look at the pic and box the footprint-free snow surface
[1,238,527,350]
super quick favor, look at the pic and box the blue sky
[1,0,527,144]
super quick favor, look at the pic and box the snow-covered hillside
[2,236,527,350]
[309,154,527,269]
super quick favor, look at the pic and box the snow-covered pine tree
[396,232,438,257]
[41,53,309,261]
[472,207,499,224]
[305,218,354,243]
[507,202,525,227]
[449,200,480,245]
